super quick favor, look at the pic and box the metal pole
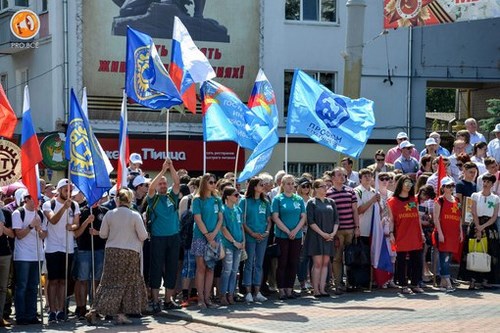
[234,145,240,187]
[64,178,70,320]
[35,229,44,325]
[285,134,288,173]
[203,141,207,174]
[166,108,170,154]
[90,207,95,303]
[406,27,413,139]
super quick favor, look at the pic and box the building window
[42,0,47,11]
[283,70,336,117]
[16,68,28,116]
[14,0,28,6]
[1,0,9,11]
[285,162,335,178]
[285,0,337,23]
[0,74,7,95]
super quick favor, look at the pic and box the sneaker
[163,301,181,310]
[387,281,398,289]
[305,282,313,290]
[412,287,424,294]
[152,302,161,314]
[401,287,413,295]
[244,293,254,303]
[254,292,267,302]
[48,312,57,323]
[56,311,66,322]
[446,286,456,293]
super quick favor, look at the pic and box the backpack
[180,195,194,250]
[50,199,76,216]
[145,193,177,233]
[18,207,44,225]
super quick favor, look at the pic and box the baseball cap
[15,189,29,205]
[425,138,437,146]
[108,185,117,197]
[297,177,311,186]
[493,124,500,133]
[129,153,143,165]
[132,175,149,188]
[54,178,72,192]
[399,141,415,149]
[440,177,455,187]
[396,132,408,140]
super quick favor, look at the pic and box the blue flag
[286,69,375,158]
[238,70,279,182]
[66,89,111,206]
[201,80,257,150]
[125,26,182,109]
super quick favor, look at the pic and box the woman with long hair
[272,174,306,300]
[471,142,488,175]
[433,177,462,292]
[191,173,223,309]
[220,187,244,306]
[296,177,313,291]
[87,188,148,325]
[240,177,271,303]
[304,179,339,297]
[416,154,433,179]
[387,175,424,294]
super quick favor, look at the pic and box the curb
[164,310,275,333]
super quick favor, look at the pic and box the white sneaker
[254,292,267,302]
[245,293,254,303]
[305,282,313,290]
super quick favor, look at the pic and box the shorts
[75,249,105,281]
[181,249,196,279]
[191,237,208,257]
[45,252,74,281]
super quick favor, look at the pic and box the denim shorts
[75,249,104,281]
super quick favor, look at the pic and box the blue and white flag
[66,89,111,206]
[201,80,257,150]
[125,26,182,109]
[238,70,279,182]
[286,69,375,158]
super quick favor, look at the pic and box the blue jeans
[14,261,40,321]
[439,251,452,278]
[243,240,268,287]
[220,247,241,294]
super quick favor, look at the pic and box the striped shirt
[326,185,357,230]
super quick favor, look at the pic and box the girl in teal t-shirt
[220,187,245,305]
[191,174,222,309]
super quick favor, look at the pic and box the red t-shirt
[387,197,423,252]
[436,196,461,253]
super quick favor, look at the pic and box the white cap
[109,185,117,197]
[396,132,408,139]
[54,178,72,192]
[440,177,455,187]
[15,189,28,206]
[129,153,143,165]
[132,175,149,188]
[493,124,500,133]
[399,141,414,149]
[71,188,81,197]
[425,138,438,146]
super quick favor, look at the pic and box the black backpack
[18,207,44,225]
[180,195,194,250]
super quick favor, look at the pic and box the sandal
[401,287,413,294]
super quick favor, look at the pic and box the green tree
[479,99,500,133]
[426,88,455,113]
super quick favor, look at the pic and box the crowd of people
[1,117,500,327]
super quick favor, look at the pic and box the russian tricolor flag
[171,16,215,114]
[371,202,394,286]
[117,90,129,190]
[20,86,42,207]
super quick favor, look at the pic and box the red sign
[98,137,245,172]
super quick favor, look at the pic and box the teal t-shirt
[271,193,305,239]
[192,196,222,239]
[147,189,179,237]
[239,197,270,243]
[221,205,244,250]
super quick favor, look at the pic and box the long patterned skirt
[93,247,147,315]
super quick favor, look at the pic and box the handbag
[345,237,370,267]
[468,237,488,253]
[466,238,491,273]
[240,249,248,262]
[266,242,281,258]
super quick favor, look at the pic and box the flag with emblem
[170,16,216,113]
[238,70,279,182]
[21,86,42,207]
[201,80,257,150]
[0,82,17,139]
[65,89,111,206]
[125,26,182,109]
[286,69,375,158]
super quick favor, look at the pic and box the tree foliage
[479,99,500,133]
[426,88,455,113]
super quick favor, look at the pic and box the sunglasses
[376,158,385,162]
[208,181,216,185]
[300,184,311,189]
[444,184,456,189]
[232,192,240,197]
[379,177,391,181]
[316,185,327,189]
[403,181,414,187]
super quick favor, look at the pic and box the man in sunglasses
[394,141,419,180]
[367,150,394,174]
[385,132,420,164]
[448,139,467,182]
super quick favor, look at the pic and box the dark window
[285,0,336,23]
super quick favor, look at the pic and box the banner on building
[384,0,500,28]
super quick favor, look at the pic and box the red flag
[0,83,18,138]
[436,156,446,193]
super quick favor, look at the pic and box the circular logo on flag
[315,92,350,129]
[10,9,40,40]
[134,46,162,101]
[0,140,22,186]
[40,133,68,171]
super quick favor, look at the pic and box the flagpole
[234,145,240,187]
[64,174,70,320]
[203,141,207,174]
[90,206,96,304]
[166,108,170,154]
[35,228,44,325]
[285,134,289,174]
